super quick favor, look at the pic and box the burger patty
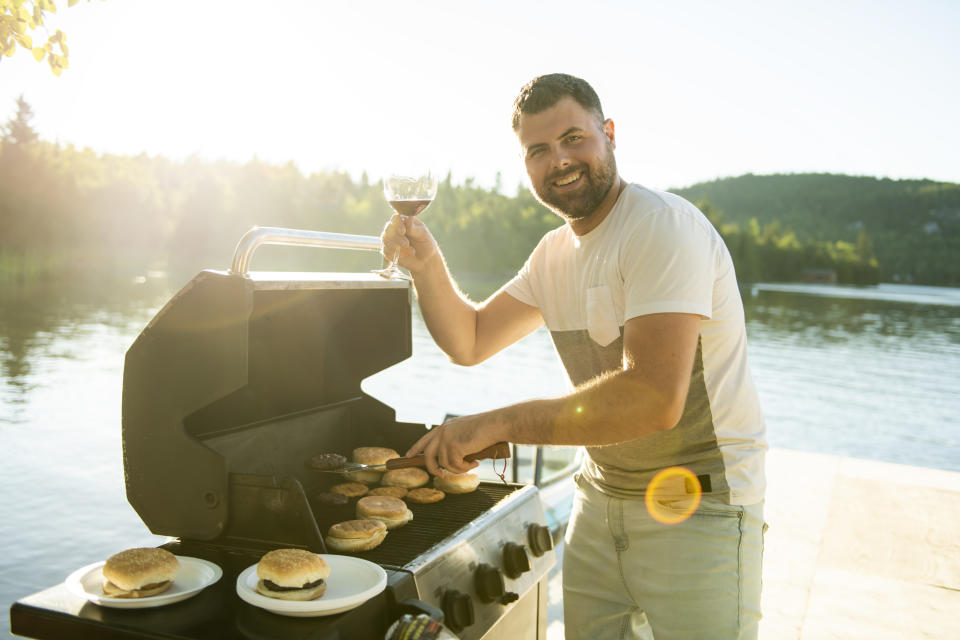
[262,578,325,592]
[309,453,347,470]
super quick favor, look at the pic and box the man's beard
[532,143,617,222]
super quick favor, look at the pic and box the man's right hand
[380,214,439,275]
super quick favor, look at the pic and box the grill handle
[229,226,382,275]
[385,441,511,470]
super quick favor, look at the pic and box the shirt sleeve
[620,207,717,321]
[503,235,546,308]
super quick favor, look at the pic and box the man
[380,73,767,639]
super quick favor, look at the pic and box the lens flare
[644,466,702,525]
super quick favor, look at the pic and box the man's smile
[553,169,583,188]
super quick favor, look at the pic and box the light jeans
[562,474,765,640]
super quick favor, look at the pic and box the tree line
[0,97,896,288]
[675,173,960,286]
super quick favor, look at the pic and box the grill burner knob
[442,589,475,632]
[474,563,505,603]
[500,591,520,605]
[528,523,553,557]
[502,542,530,579]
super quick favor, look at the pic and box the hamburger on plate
[255,548,330,601]
[101,548,180,598]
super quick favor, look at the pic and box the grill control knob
[500,591,520,605]
[502,542,530,579]
[474,563,505,603]
[528,523,554,557]
[442,589,475,632]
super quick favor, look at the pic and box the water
[2,275,959,638]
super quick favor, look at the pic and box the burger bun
[347,447,399,484]
[101,548,179,599]
[256,548,330,601]
[434,471,480,494]
[325,519,388,552]
[356,495,413,529]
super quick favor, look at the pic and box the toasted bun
[406,487,446,504]
[257,549,330,587]
[369,486,408,499]
[381,468,429,489]
[356,495,413,529]
[434,472,480,494]
[325,520,388,552]
[347,447,399,484]
[102,548,179,596]
[329,482,370,498]
[353,447,399,465]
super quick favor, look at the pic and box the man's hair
[511,73,605,132]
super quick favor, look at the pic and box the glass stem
[390,215,407,268]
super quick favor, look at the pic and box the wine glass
[375,170,439,280]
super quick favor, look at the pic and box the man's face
[517,96,618,222]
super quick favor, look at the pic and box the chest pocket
[586,284,621,346]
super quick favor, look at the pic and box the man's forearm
[411,252,481,365]
[486,368,683,447]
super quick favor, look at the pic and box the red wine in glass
[388,199,432,217]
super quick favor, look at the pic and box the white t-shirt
[505,184,767,505]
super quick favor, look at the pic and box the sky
[1,0,958,193]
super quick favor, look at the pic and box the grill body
[12,264,555,639]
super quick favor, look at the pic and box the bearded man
[381,73,768,640]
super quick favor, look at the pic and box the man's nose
[551,147,572,170]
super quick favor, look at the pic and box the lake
[2,274,959,638]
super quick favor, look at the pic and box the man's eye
[566,135,582,143]
[528,148,545,158]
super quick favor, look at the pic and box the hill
[672,173,960,285]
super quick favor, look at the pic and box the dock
[545,447,960,639]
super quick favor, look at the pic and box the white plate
[236,554,387,617]
[65,556,223,609]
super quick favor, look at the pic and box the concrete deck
[545,447,960,639]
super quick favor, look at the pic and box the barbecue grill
[11,228,556,640]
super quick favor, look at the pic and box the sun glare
[644,466,702,525]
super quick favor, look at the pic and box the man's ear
[604,119,616,149]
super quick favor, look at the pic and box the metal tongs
[310,441,511,473]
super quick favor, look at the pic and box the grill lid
[122,236,413,542]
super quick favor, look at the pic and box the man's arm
[407,312,702,475]
[383,214,544,365]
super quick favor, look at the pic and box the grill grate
[310,482,520,567]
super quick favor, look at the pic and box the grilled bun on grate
[369,486,408,499]
[329,482,370,498]
[406,487,445,504]
[433,471,480,494]
[356,495,413,529]
[348,447,399,484]
[381,468,429,489]
[256,549,329,601]
[101,548,179,598]
[325,519,388,552]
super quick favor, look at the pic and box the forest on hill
[674,173,960,285]
[4,97,954,288]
